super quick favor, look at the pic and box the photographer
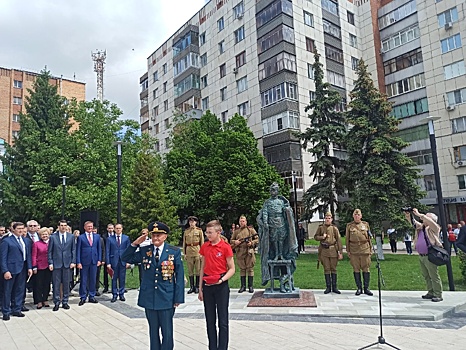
[404,208,443,302]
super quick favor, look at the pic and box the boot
[354,272,362,295]
[187,276,195,294]
[363,272,373,296]
[194,276,200,294]
[331,273,341,294]
[324,274,331,294]
[238,276,246,293]
[248,276,254,293]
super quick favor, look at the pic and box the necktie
[87,233,93,246]
[61,234,64,245]
[155,247,160,263]
[17,237,25,261]
[117,235,120,247]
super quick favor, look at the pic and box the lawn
[122,252,465,291]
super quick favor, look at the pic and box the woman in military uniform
[346,209,373,296]
[183,216,204,294]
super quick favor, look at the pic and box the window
[459,175,466,190]
[327,71,346,88]
[378,1,416,30]
[173,31,197,57]
[349,34,357,48]
[173,52,199,77]
[308,63,314,79]
[351,57,359,71]
[258,52,296,80]
[12,131,19,139]
[218,17,225,31]
[256,0,293,28]
[201,75,208,88]
[202,97,209,110]
[200,54,207,67]
[234,26,245,44]
[383,48,423,75]
[441,34,462,53]
[233,1,244,19]
[386,73,425,97]
[454,146,466,162]
[306,37,315,52]
[452,116,466,134]
[164,100,168,111]
[221,111,228,123]
[262,111,300,135]
[12,114,20,122]
[164,118,170,129]
[237,76,248,93]
[347,11,355,25]
[325,45,344,64]
[220,87,227,101]
[13,80,22,88]
[323,20,341,38]
[236,51,246,68]
[13,96,22,105]
[407,150,432,165]
[321,0,338,16]
[438,7,458,27]
[258,24,294,54]
[141,79,149,92]
[154,141,160,152]
[219,40,225,54]
[155,123,160,134]
[153,89,158,100]
[304,11,314,27]
[309,91,316,101]
[391,98,428,119]
[424,175,436,191]
[444,61,466,80]
[163,64,167,74]
[260,82,298,108]
[153,71,158,82]
[200,32,206,45]
[153,106,159,116]
[174,74,200,97]
[163,82,167,93]
[220,64,226,78]
[447,88,466,106]
[238,101,249,116]
[381,25,420,52]
[395,125,429,143]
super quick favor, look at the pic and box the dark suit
[0,235,32,316]
[457,226,466,254]
[48,232,76,306]
[25,232,39,302]
[101,231,112,291]
[76,232,101,300]
[122,243,185,350]
[106,234,130,297]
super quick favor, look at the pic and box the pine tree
[343,59,425,230]
[299,51,346,218]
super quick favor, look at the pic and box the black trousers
[298,239,305,253]
[145,308,175,350]
[202,281,229,350]
[35,269,52,303]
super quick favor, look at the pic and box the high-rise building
[140,0,466,223]
[0,67,86,145]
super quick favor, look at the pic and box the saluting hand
[133,232,148,246]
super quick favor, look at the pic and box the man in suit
[48,220,76,311]
[0,222,33,321]
[0,225,7,308]
[457,223,466,254]
[122,221,185,350]
[76,221,101,305]
[106,223,130,302]
[100,223,114,293]
[24,220,40,305]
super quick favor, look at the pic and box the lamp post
[61,175,67,220]
[291,171,299,234]
[115,141,122,224]
[425,115,455,291]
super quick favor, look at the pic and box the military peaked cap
[148,221,170,235]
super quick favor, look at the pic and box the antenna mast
[91,50,106,101]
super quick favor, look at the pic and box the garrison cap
[353,209,362,215]
[187,216,199,222]
[325,212,332,217]
[148,221,170,235]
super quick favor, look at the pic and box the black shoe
[364,288,373,296]
[432,297,443,302]
[95,291,101,297]
[3,315,10,321]
[111,297,117,303]
[62,304,70,310]
[78,299,86,306]
[248,286,254,293]
[12,312,25,317]
[355,288,362,296]
[187,276,195,294]
[324,274,331,294]
[119,296,126,302]
[422,294,434,299]
[88,298,98,304]
[238,286,246,293]
[21,306,29,312]
[102,288,108,293]
[53,305,59,311]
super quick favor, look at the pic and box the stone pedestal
[263,259,299,298]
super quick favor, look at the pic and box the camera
[401,207,413,212]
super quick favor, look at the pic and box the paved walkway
[0,287,465,350]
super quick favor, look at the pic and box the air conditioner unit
[233,67,238,74]
[237,12,244,19]
[446,105,456,111]
[445,22,453,30]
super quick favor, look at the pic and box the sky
[0,0,208,121]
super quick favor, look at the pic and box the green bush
[459,251,466,283]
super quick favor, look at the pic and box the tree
[298,51,346,219]
[122,135,180,244]
[164,111,285,226]
[342,59,425,231]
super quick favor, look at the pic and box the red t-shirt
[199,239,233,276]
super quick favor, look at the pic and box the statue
[257,183,298,292]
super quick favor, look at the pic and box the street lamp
[115,141,122,224]
[61,175,67,220]
[424,115,455,291]
[291,171,299,234]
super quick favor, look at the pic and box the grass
[121,252,466,291]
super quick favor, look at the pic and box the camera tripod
[358,234,401,350]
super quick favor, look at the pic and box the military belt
[186,242,200,246]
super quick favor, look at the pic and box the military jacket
[346,221,372,255]
[230,226,258,257]
[314,224,342,258]
[183,227,204,257]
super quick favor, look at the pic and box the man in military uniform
[346,209,373,296]
[230,215,258,293]
[183,216,204,294]
[314,212,343,294]
[122,221,185,350]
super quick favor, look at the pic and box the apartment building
[0,67,86,146]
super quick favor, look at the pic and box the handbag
[422,230,449,266]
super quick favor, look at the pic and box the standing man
[48,220,76,311]
[198,220,235,350]
[100,223,114,293]
[76,221,101,305]
[1,222,33,320]
[122,221,184,350]
[314,212,343,294]
[297,223,306,254]
[458,222,466,254]
[230,215,258,293]
[25,220,40,302]
[93,227,105,296]
[346,209,373,296]
[106,223,131,302]
[387,227,397,253]
[183,216,204,294]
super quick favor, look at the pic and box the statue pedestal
[263,259,299,298]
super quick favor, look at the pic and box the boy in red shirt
[198,220,235,350]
